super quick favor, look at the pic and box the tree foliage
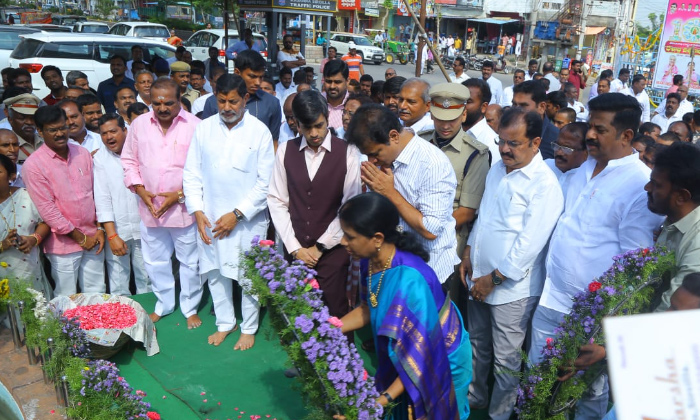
[94,0,116,18]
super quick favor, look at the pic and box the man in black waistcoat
[268,90,362,331]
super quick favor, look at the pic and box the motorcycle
[493,54,511,74]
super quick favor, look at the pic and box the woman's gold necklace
[368,248,395,308]
[0,190,16,232]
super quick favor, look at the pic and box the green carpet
[112,292,488,420]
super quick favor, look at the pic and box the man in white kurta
[93,114,149,296]
[183,74,275,349]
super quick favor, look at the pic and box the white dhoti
[105,238,151,296]
[140,223,202,318]
[48,250,106,296]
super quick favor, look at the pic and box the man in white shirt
[523,59,539,81]
[530,93,665,419]
[58,99,103,155]
[542,62,561,92]
[276,34,306,76]
[463,78,500,164]
[279,93,298,144]
[268,90,361,338]
[481,60,503,105]
[398,78,434,137]
[545,121,589,197]
[184,74,275,350]
[94,114,149,296]
[275,67,296,101]
[651,92,682,132]
[653,84,694,119]
[192,67,225,117]
[630,74,651,123]
[501,69,524,108]
[462,108,564,419]
[610,68,631,93]
[347,103,460,283]
[448,57,470,84]
[125,46,149,80]
[563,82,589,122]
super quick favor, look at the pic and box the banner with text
[652,0,700,94]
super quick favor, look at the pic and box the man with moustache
[170,61,200,106]
[201,51,281,143]
[462,79,499,164]
[23,105,106,296]
[501,69,524,108]
[40,65,67,105]
[76,94,104,134]
[322,60,350,131]
[113,87,136,127]
[58,99,103,154]
[529,93,665,419]
[121,78,203,328]
[97,55,135,114]
[651,92,682,132]
[545,122,588,195]
[279,93,298,144]
[0,128,25,187]
[3,93,42,163]
[93,113,150,296]
[462,107,563,420]
[134,70,154,109]
[512,80,559,159]
[382,76,406,117]
[397,78,434,137]
[184,74,275,350]
[268,90,362,349]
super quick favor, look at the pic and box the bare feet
[233,333,255,351]
[149,313,162,323]
[187,314,202,329]
[207,328,235,346]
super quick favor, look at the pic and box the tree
[94,0,115,18]
[380,0,394,32]
[648,13,665,32]
[636,23,651,38]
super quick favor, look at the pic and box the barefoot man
[183,74,274,349]
[121,78,204,329]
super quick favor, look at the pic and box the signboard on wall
[338,0,360,9]
[394,0,435,17]
[652,0,700,95]
[238,0,338,12]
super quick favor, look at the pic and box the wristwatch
[177,190,185,204]
[491,270,504,286]
[233,209,244,221]
[382,392,394,403]
[315,242,328,253]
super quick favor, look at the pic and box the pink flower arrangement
[588,281,602,293]
[146,412,161,420]
[328,316,343,328]
[307,279,320,289]
[63,302,137,330]
[546,337,554,347]
[259,239,275,247]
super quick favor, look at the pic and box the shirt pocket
[229,146,254,173]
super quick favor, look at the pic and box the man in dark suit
[512,80,559,159]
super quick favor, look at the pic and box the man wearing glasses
[449,57,470,84]
[384,68,397,80]
[460,107,564,419]
[545,121,588,194]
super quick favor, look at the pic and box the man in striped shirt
[341,42,364,82]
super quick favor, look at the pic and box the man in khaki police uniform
[428,82,490,316]
[3,93,43,163]
[170,61,200,106]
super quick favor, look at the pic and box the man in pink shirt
[121,78,203,328]
[23,105,106,296]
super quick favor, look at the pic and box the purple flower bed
[245,237,383,420]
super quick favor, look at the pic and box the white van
[183,29,268,62]
[108,22,170,43]
[9,33,175,98]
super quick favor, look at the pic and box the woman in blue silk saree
[338,193,472,420]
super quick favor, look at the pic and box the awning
[584,26,607,35]
[440,9,483,19]
[467,17,519,25]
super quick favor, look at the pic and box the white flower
[27,288,48,322]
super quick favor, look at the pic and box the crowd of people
[1,36,699,419]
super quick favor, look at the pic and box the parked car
[51,15,87,26]
[108,22,170,43]
[22,24,73,32]
[9,33,175,98]
[0,25,40,70]
[73,22,110,34]
[183,29,268,62]
[329,33,384,64]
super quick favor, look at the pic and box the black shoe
[284,367,301,378]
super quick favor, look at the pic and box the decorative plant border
[244,237,383,420]
[516,247,676,419]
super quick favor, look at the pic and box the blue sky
[635,0,666,28]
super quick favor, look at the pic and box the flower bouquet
[244,237,383,420]
[516,247,676,419]
[50,294,160,359]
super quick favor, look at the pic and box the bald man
[485,104,502,133]
[279,93,298,146]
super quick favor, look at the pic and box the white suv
[9,33,175,98]
[329,33,384,65]
[183,29,268,62]
[108,22,170,43]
